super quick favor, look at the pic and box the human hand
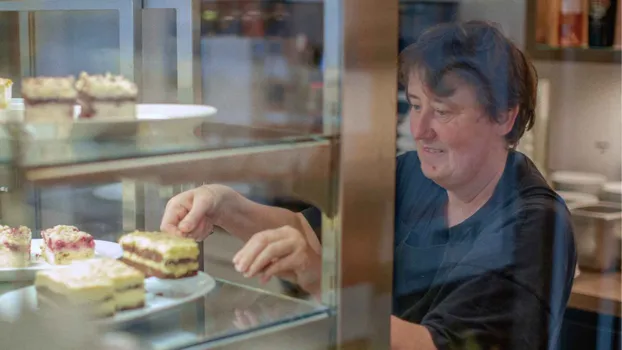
[160,184,231,241]
[232,225,321,294]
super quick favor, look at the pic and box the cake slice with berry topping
[41,225,95,265]
[0,225,32,268]
[22,76,77,122]
[76,72,137,119]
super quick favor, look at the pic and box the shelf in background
[569,271,621,317]
[528,44,621,64]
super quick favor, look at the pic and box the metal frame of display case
[0,0,398,348]
[0,0,203,103]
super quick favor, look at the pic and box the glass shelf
[0,279,329,350]
[0,121,332,168]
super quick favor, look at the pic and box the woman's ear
[496,106,519,137]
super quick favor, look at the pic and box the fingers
[160,187,216,240]
[178,194,212,233]
[160,202,189,236]
[245,240,292,277]
[233,229,293,276]
[261,254,304,281]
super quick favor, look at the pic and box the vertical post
[143,0,203,104]
[334,0,398,348]
[119,0,143,98]
[18,12,34,78]
[122,179,146,232]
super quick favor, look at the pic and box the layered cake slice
[35,267,115,318]
[41,225,95,265]
[76,72,137,119]
[119,231,199,279]
[0,226,32,268]
[22,76,77,122]
[0,78,12,110]
[81,258,145,311]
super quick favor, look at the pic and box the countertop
[569,271,621,317]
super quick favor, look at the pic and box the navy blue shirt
[303,150,576,350]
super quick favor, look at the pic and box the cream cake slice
[35,267,115,318]
[22,76,77,122]
[81,258,145,311]
[119,231,199,279]
[76,72,137,119]
[0,78,12,110]
[0,225,31,268]
[40,225,95,265]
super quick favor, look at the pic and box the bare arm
[391,316,437,350]
[215,189,319,249]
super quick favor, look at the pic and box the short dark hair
[399,21,537,147]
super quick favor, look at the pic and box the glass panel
[0,1,336,349]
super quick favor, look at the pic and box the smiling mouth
[422,146,444,154]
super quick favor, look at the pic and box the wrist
[298,251,322,295]
[203,184,238,229]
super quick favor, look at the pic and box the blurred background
[0,0,620,349]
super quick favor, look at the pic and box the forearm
[215,189,306,243]
[391,316,437,350]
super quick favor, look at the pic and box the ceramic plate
[1,100,217,140]
[0,271,216,326]
[0,239,123,282]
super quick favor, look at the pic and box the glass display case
[0,0,398,349]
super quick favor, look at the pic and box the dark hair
[399,21,537,147]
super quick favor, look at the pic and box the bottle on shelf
[559,0,587,47]
[588,0,618,47]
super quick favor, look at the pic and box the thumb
[179,196,213,233]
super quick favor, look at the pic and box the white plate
[1,100,217,140]
[0,271,216,326]
[0,239,123,282]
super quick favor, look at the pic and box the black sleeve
[301,206,322,241]
[419,198,576,350]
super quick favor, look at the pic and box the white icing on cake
[76,72,138,99]
[22,76,77,100]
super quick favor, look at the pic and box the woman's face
[407,71,513,190]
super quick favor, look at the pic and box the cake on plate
[80,258,145,311]
[0,225,32,268]
[76,72,137,119]
[119,231,199,279]
[21,76,77,122]
[40,225,95,265]
[0,78,12,110]
[35,266,116,318]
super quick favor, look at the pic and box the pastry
[35,266,116,318]
[0,225,31,268]
[0,78,12,110]
[119,231,199,279]
[76,72,137,119]
[80,258,145,311]
[21,76,77,122]
[40,225,95,265]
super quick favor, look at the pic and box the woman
[161,21,576,350]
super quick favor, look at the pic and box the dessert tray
[0,271,217,326]
[0,99,217,140]
[0,239,122,282]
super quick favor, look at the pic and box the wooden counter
[569,271,621,317]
